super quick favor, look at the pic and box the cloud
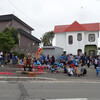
[1,0,100,44]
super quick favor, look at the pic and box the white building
[54,21,100,56]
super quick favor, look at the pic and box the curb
[0,76,57,81]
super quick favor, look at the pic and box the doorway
[89,50,95,56]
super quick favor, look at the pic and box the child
[63,66,67,73]
[74,66,81,77]
[48,63,51,71]
[58,62,63,69]
[96,67,99,77]
[23,57,26,66]
[67,66,73,76]
[37,59,41,65]
[19,59,23,65]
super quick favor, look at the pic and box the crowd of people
[0,50,19,67]
[19,53,100,77]
[0,50,100,76]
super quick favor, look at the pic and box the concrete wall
[42,46,63,60]
[55,47,64,59]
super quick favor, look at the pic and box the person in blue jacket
[96,67,99,77]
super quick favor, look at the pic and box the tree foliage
[0,28,19,52]
[3,28,19,44]
[41,31,55,46]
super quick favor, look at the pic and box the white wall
[55,33,66,50]
[55,31,99,55]
[84,31,98,46]
[66,31,85,55]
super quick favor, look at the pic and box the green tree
[3,28,19,44]
[41,31,55,46]
[0,28,19,52]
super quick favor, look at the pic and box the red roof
[54,21,100,33]
[54,25,69,33]
[81,23,100,31]
[64,21,86,32]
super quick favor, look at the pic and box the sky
[0,0,100,46]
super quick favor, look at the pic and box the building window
[68,35,73,44]
[89,34,95,42]
[77,33,82,41]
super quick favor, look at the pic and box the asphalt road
[0,64,100,82]
[0,81,100,100]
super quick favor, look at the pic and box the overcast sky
[0,0,100,45]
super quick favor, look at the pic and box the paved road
[0,64,99,82]
[0,81,100,100]
[0,81,20,100]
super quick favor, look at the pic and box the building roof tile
[54,21,100,33]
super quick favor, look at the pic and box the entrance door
[85,45,97,56]
[89,50,95,56]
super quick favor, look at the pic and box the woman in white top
[0,50,3,67]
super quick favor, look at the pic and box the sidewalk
[0,64,99,81]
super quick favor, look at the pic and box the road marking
[0,76,57,81]
[0,76,100,83]
[16,71,47,73]
[46,98,88,100]
[30,80,100,84]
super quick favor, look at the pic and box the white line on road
[29,80,100,84]
[0,76,57,81]
[0,80,100,84]
[42,98,88,100]
[0,76,100,84]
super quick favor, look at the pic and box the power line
[7,0,50,29]
[0,7,12,15]
[8,0,27,17]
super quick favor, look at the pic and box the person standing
[0,50,3,67]
[24,53,33,71]
[87,56,90,68]
[96,67,99,77]
[81,54,85,66]
[4,52,8,65]
[47,55,50,64]
[51,55,55,65]
[94,57,98,69]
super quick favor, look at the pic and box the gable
[54,21,100,33]
[64,21,86,32]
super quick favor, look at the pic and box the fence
[11,45,39,55]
